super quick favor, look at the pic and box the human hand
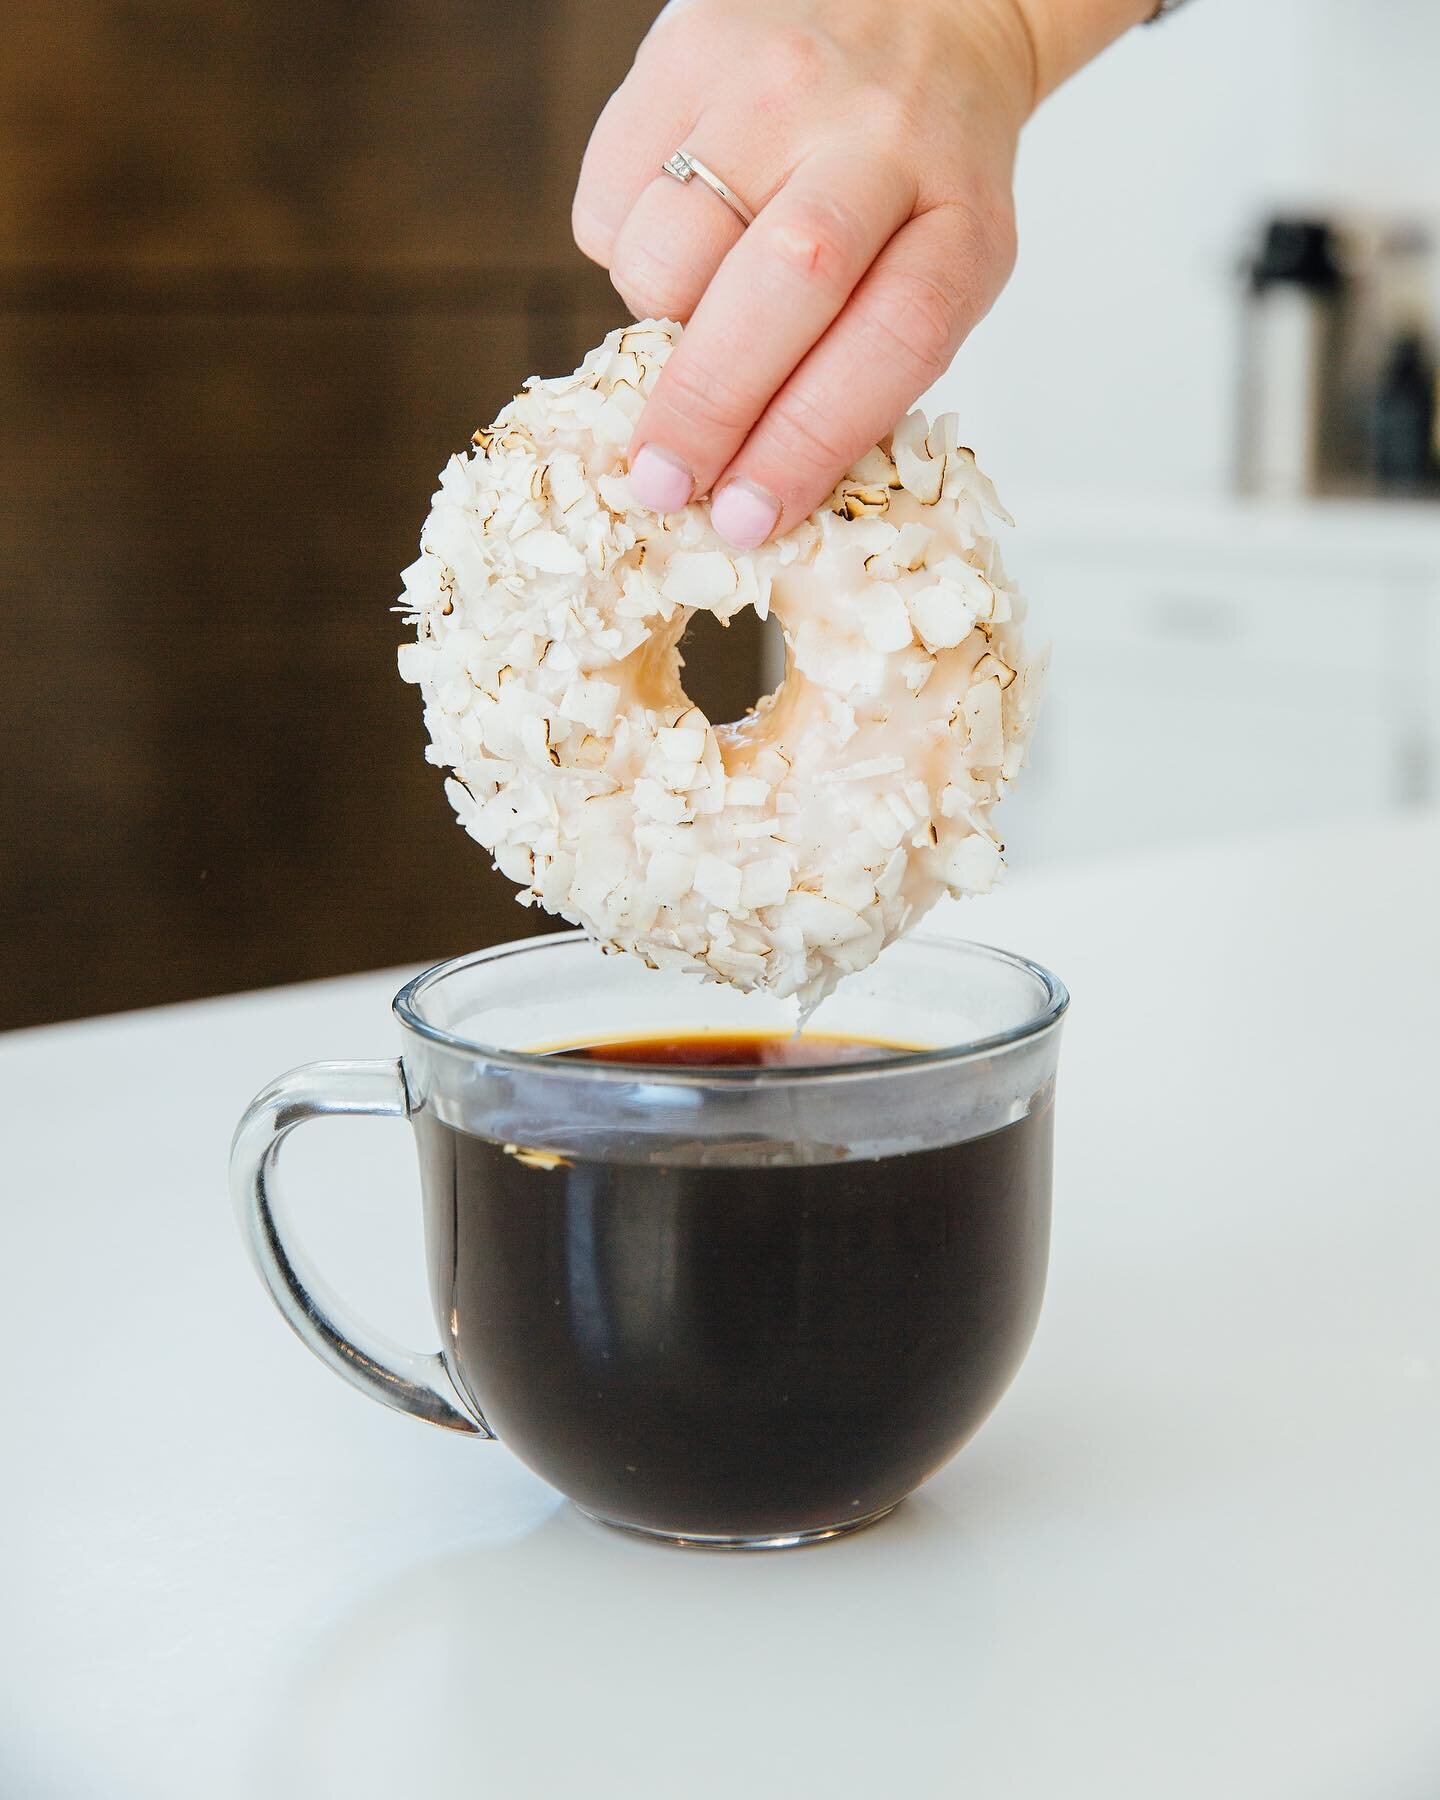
[572,0,1038,547]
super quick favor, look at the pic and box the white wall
[927,0,1440,512]
[1301,0,1440,220]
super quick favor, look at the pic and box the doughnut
[397,320,1043,1015]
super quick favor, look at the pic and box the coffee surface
[548,1030,921,1068]
[416,1033,1053,1540]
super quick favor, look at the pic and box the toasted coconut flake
[893,413,944,505]
[503,1144,572,1171]
[864,521,934,581]
[835,482,891,520]
[962,679,1005,768]
[973,650,1017,690]
[850,445,900,488]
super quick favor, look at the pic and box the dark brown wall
[1,1,764,1030]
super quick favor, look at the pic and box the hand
[572,0,1037,547]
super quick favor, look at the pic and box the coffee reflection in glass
[232,932,1066,1549]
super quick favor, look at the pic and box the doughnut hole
[674,607,785,727]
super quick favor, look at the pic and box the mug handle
[230,1058,490,1436]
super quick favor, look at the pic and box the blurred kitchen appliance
[1237,214,1440,500]
[1373,331,1437,490]
[1236,218,1345,499]
[1367,225,1439,492]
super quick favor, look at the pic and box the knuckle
[639,3,748,91]
[571,202,612,267]
[976,200,1019,282]
[635,8,701,75]
[946,194,1018,286]
[866,267,962,383]
[762,193,869,294]
[608,240,699,324]
[764,25,829,95]
[657,355,756,438]
[757,386,853,485]
[851,83,910,142]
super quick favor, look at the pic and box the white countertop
[1017,489,1440,565]
[4,816,1438,1798]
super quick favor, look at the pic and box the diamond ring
[660,150,756,229]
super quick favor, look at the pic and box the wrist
[941,0,1044,127]
[1000,0,1155,106]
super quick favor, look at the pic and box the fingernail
[628,443,694,514]
[711,479,780,550]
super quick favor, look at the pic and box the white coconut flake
[739,857,792,908]
[782,891,870,948]
[862,585,915,654]
[818,755,906,784]
[663,550,739,609]
[398,319,1042,1016]
[694,853,743,911]
[647,849,696,902]
[512,528,584,575]
[726,775,772,808]
[907,581,974,651]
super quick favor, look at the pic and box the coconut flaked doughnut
[397,320,1043,1015]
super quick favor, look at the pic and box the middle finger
[627,147,914,516]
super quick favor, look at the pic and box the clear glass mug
[231,931,1067,1549]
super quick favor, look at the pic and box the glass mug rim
[393,928,1069,1080]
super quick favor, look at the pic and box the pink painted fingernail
[628,443,694,514]
[711,479,780,549]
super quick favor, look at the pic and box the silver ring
[661,150,755,228]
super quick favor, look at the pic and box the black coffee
[546,1028,921,1068]
[416,1032,1053,1540]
